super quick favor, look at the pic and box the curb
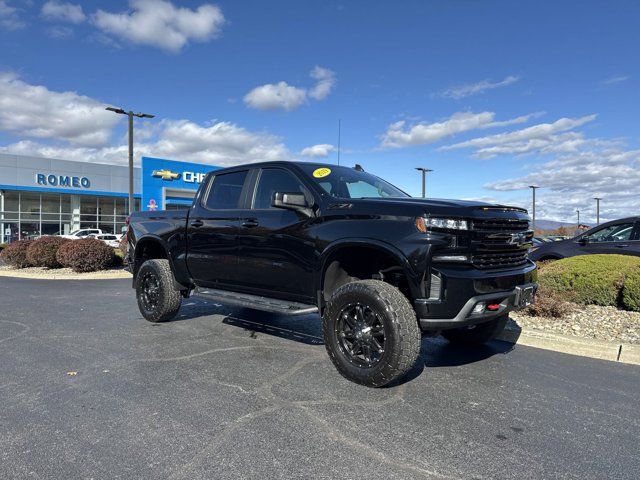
[0,269,131,280]
[497,326,640,366]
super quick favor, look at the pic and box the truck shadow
[174,299,520,383]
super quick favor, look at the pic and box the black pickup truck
[127,161,537,387]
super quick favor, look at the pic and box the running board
[193,288,318,315]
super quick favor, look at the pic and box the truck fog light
[472,302,485,315]
[432,254,469,262]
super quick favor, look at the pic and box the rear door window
[204,171,248,210]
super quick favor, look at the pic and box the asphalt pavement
[0,276,638,479]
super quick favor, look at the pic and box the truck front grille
[471,251,529,270]
[472,218,530,232]
[470,217,532,270]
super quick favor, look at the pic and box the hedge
[26,236,70,269]
[538,254,640,311]
[56,238,115,272]
[0,239,34,268]
[622,268,640,312]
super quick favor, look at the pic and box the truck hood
[342,197,529,219]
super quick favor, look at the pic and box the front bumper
[415,260,537,330]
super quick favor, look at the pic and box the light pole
[106,107,155,214]
[576,209,580,227]
[594,197,602,225]
[415,167,433,198]
[528,185,539,231]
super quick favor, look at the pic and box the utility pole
[415,167,433,198]
[576,209,580,227]
[528,185,539,231]
[594,197,602,225]
[106,107,155,214]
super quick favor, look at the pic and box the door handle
[615,244,629,248]
[242,219,259,228]
[190,219,204,228]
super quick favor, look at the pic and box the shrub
[539,255,640,308]
[26,236,70,269]
[0,240,34,268]
[118,233,129,257]
[0,243,6,252]
[525,286,574,318]
[112,247,124,267]
[56,238,115,272]
[622,267,640,312]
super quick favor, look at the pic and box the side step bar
[193,288,318,316]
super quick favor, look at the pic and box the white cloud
[41,1,86,24]
[440,75,520,99]
[0,0,25,29]
[243,82,308,111]
[379,111,538,148]
[0,72,121,147]
[244,66,336,111]
[483,149,640,223]
[0,74,290,166]
[601,75,629,85]
[300,144,335,158]
[92,0,225,53]
[441,114,597,157]
[0,120,290,168]
[308,66,336,100]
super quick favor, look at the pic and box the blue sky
[1,0,639,223]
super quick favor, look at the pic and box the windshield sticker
[313,167,331,178]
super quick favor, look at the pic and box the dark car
[126,161,537,387]
[529,217,640,261]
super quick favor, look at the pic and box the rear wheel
[136,259,181,322]
[441,315,508,346]
[323,280,421,387]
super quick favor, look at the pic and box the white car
[88,234,120,248]
[59,228,104,240]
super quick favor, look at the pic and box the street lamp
[528,185,539,231]
[576,209,580,227]
[106,106,155,214]
[415,167,433,198]
[594,197,602,225]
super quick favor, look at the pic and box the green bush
[26,236,70,269]
[539,255,640,308]
[112,247,124,267]
[56,238,115,273]
[622,268,640,312]
[0,240,34,268]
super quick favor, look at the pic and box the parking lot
[1,277,639,479]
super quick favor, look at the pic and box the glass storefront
[0,190,139,243]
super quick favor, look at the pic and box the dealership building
[0,153,218,244]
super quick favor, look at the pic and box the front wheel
[441,315,508,346]
[323,280,422,387]
[135,259,182,322]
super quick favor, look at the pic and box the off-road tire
[323,280,422,387]
[135,259,182,322]
[441,315,508,346]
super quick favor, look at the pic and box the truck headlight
[415,217,468,232]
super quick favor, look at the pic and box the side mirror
[272,192,312,215]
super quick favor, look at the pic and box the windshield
[299,164,409,199]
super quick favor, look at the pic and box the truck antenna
[337,119,341,166]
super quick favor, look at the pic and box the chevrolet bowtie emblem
[152,169,181,181]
